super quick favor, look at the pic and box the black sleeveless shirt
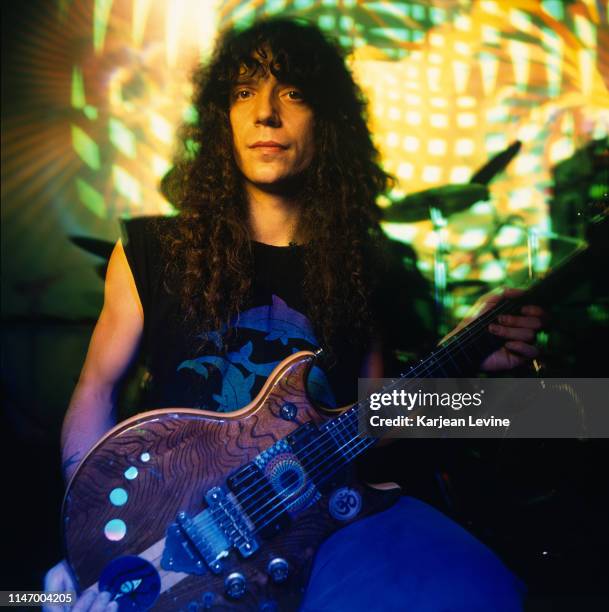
[121,216,435,415]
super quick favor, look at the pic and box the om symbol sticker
[328,487,362,521]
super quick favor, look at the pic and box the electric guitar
[63,216,606,611]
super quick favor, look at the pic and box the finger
[497,314,543,330]
[504,340,539,359]
[521,305,546,318]
[489,324,536,342]
[71,589,98,612]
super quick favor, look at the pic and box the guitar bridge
[162,487,259,576]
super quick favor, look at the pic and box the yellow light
[481,1,500,14]
[510,9,531,33]
[386,132,399,147]
[397,162,414,180]
[450,166,471,183]
[381,223,418,243]
[452,61,470,94]
[482,26,499,45]
[455,15,471,31]
[459,229,487,249]
[514,154,540,175]
[406,111,422,125]
[430,97,447,108]
[402,136,419,152]
[549,138,575,164]
[150,112,172,144]
[152,155,170,177]
[428,139,447,156]
[455,139,474,155]
[457,113,476,128]
[427,67,442,90]
[457,96,476,108]
[430,114,448,128]
[422,166,442,183]
[454,42,470,55]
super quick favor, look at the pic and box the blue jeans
[300,496,525,611]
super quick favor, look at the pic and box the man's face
[229,69,315,193]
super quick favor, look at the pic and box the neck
[246,183,302,246]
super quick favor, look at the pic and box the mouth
[249,141,288,151]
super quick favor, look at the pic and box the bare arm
[61,239,143,483]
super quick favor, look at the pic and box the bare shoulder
[104,239,143,319]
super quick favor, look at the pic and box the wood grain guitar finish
[63,350,400,611]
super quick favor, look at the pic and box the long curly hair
[163,17,391,355]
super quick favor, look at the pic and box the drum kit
[377,139,594,335]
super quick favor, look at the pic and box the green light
[72,125,100,170]
[366,3,409,19]
[112,165,141,205]
[76,178,106,218]
[83,105,98,120]
[294,0,315,9]
[93,0,113,54]
[537,330,549,347]
[430,6,446,24]
[183,105,198,125]
[411,3,427,21]
[71,67,86,109]
[266,0,287,14]
[109,118,136,159]
[185,139,200,160]
[371,28,410,43]
[590,184,608,198]
[231,4,255,28]
[340,16,354,31]
[412,30,424,43]
[318,15,336,31]
[541,0,564,21]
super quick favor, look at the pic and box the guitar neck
[320,239,594,467]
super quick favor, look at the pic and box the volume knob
[267,558,289,583]
[224,572,247,599]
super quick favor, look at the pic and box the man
[45,18,543,611]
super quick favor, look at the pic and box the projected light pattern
[1,0,608,320]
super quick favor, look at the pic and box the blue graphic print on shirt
[177,295,336,412]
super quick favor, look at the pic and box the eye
[285,89,304,101]
[233,88,252,101]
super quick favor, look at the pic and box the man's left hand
[447,288,546,372]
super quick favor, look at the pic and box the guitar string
[218,293,517,525]
[196,295,522,537]
[190,296,521,542]
[195,295,519,540]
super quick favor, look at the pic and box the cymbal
[69,236,114,260]
[470,140,521,185]
[383,183,489,223]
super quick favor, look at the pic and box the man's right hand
[43,560,117,612]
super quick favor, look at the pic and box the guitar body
[63,351,401,611]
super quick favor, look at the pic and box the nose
[254,86,281,128]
